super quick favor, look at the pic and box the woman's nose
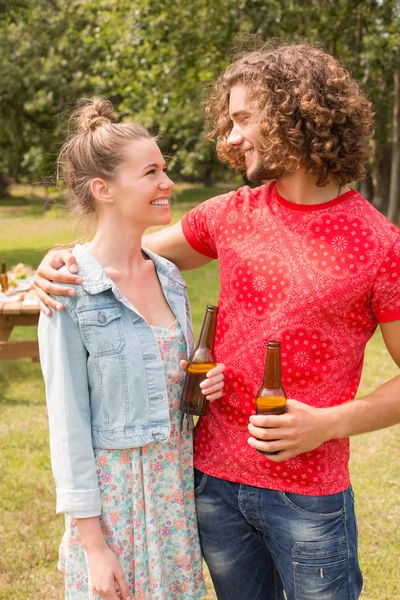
[159,175,175,190]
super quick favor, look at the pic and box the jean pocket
[279,491,344,520]
[194,469,208,495]
[293,536,348,561]
[78,306,125,357]
[293,537,349,600]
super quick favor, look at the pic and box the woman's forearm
[75,517,107,552]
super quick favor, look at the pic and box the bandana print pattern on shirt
[181,182,400,495]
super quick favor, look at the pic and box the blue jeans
[194,469,363,600]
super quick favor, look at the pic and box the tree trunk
[357,162,374,203]
[0,172,11,195]
[373,139,391,215]
[203,165,213,187]
[387,69,400,222]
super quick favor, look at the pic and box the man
[35,41,400,600]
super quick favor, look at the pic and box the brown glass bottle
[180,305,218,416]
[0,261,8,293]
[255,339,287,455]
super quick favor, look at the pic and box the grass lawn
[0,185,399,599]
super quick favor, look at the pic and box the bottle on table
[1,261,8,292]
[179,305,218,416]
[255,339,287,456]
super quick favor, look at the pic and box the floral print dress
[59,321,206,600]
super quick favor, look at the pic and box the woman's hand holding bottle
[180,360,225,403]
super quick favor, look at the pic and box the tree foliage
[0,0,399,217]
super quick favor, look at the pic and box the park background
[1,1,400,599]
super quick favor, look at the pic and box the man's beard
[246,159,280,182]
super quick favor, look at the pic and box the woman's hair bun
[72,98,118,133]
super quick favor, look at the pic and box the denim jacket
[38,244,194,518]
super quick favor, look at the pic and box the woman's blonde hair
[58,98,153,215]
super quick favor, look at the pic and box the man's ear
[91,178,113,204]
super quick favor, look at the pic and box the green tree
[1,0,399,219]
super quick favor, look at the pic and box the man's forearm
[248,375,400,462]
[142,222,212,271]
[328,374,400,440]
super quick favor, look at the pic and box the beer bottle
[180,305,218,416]
[255,339,287,455]
[0,261,8,293]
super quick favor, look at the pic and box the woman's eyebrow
[141,162,166,172]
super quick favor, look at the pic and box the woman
[38,98,224,600]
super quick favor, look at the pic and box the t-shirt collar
[273,181,356,211]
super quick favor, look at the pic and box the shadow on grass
[0,248,52,269]
[0,396,43,407]
[173,183,236,205]
[0,192,66,218]
[0,193,43,207]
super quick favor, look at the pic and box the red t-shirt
[181,182,400,495]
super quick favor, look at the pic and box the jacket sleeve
[38,300,101,518]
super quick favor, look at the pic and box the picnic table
[0,295,40,360]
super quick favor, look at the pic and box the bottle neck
[262,347,282,389]
[197,308,218,351]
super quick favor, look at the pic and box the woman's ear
[91,178,113,204]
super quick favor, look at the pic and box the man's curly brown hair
[206,40,373,186]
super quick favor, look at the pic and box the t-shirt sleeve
[181,191,235,259]
[371,232,400,323]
